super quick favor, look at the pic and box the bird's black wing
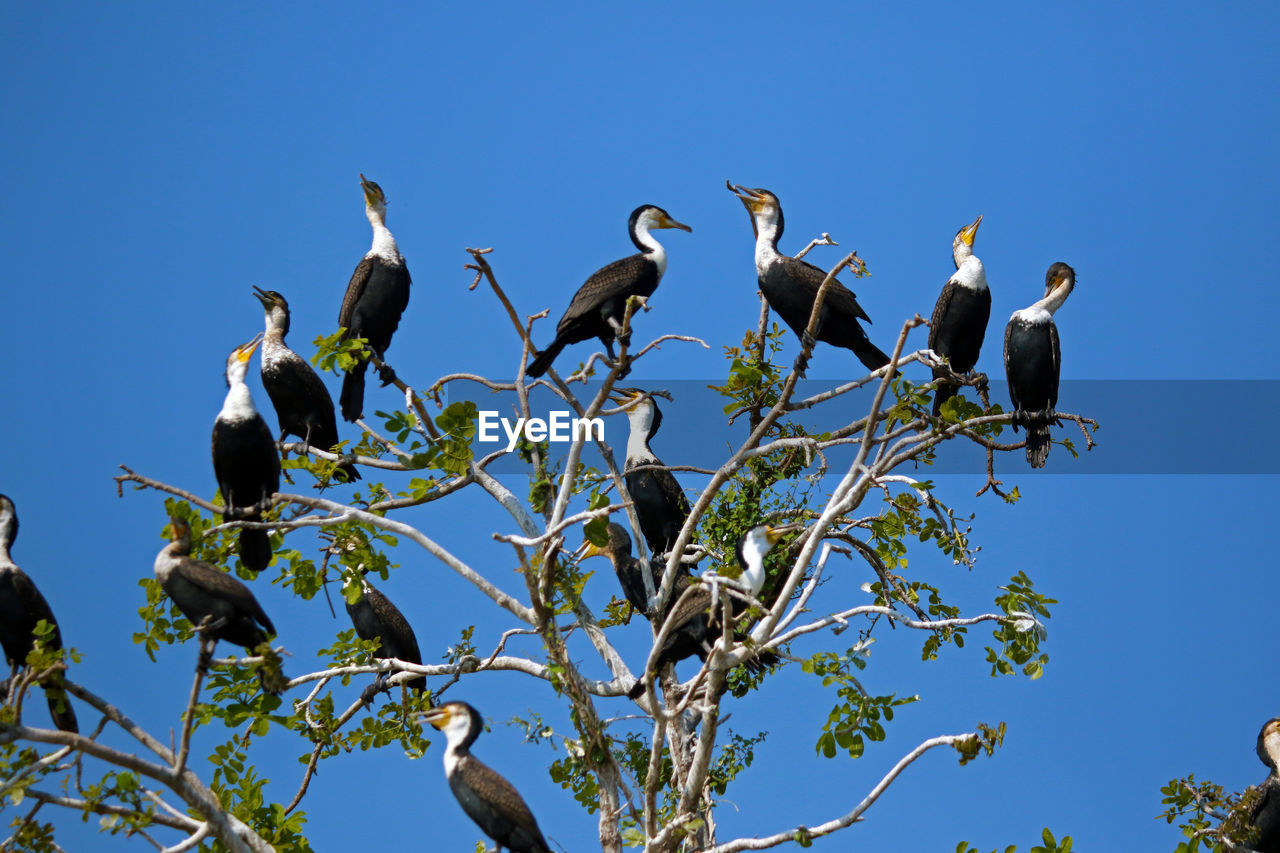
[791,258,873,324]
[453,757,550,853]
[929,280,956,351]
[9,571,63,652]
[1003,320,1021,415]
[664,584,712,632]
[1250,776,1280,852]
[557,254,658,332]
[656,468,691,519]
[1048,320,1061,410]
[365,586,423,665]
[338,256,374,332]
[175,557,275,636]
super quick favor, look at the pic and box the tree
[0,236,1095,852]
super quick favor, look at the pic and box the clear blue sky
[2,3,1277,850]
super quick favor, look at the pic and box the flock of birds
[2,174,1275,853]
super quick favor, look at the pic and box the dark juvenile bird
[1003,262,1075,468]
[1250,716,1280,852]
[211,335,280,572]
[153,516,285,693]
[421,701,552,853]
[583,522,693,621]
[729,184,889,372]
[526,204,691,378]
[0,495,78,732]
[929,214,990,415]
[253,286,359,482]
[628,524,784,699]
[345,574,426,697]
[611,388,691,559]
[338,174,411,422]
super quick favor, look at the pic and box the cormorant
[211,335,280,572]
[583,522,693,621]
[1003,262,1075,468]
[729,184,889,372]
[421,701,552,853]
[611,388,691,558]
[153,516,285,694]
[1250,716,1280,852]
[526,205,691,378]
[0,495,78,733]
[253,286,359,482]
[345,574,427,697]
[628,524,784,698]
[929,214,990,415]
[338,174,411,422]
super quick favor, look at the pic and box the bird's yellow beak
[360,173,385,206]
[419,707,448,730]
[728,181,766,239]
[235,334,264,363]
[960,214,983,246]
[658,212,692,232]
[608,387,644,407]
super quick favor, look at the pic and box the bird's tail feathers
[239,522,271,573]
[334,461,362,482]
[852,337,891,372]
[1026,422,1052,468]
[526,339,566,379]
[44,683,78,734]
[932,367,958,417]
[339,363,367,423]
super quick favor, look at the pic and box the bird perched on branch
[253,286,359,482]
[1003,262,1075,468]
[1249,717,1280,852]
[729,183,889,373]
[153,516,286,694]
[0,494,78,733]
[344,573,427,700]
[583,522,693,622]
[610,388,691,559]
[421,701,552,853]
[526,204,691,378]
[212,335,280,572]
[338,174,411,421]
[627,524,785,699]
[929,215,989,416]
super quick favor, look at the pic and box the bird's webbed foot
[359,675,389,708]
[377,363,398,387]
[793,352,810,379]
[800,329,818,352]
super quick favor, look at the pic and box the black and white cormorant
[253,286,360,482]
[421,701,552,853]
[611,388,691,558]
[154,516,285,694]
[1003,262,1075,468]
[729,185,889,372]
[338,174,412,422]
[345,574,426,697]
[929,215,990,415]
[0,495,78,733]
[526,205,691,378]
[1250,717,1280,852]
[211,335,280,572]
[627,524,783,698]
[583,522,693,621]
